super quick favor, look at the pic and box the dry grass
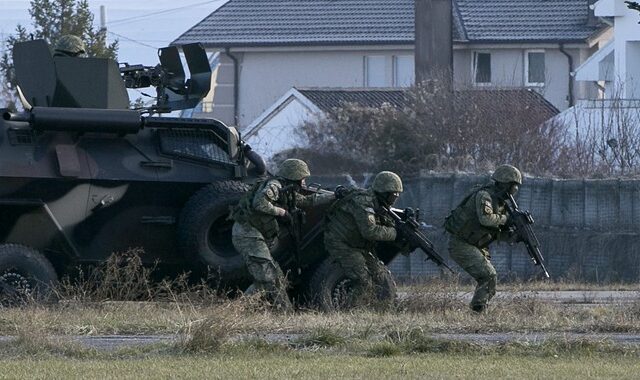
[0,280,639,340]
[54,249,224,304]
[0,249,638,365]
[0,252,638,377]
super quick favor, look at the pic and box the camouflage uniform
[53,35,87,57]
[444,165,522,312]
[231,159,333,311]
[324,172,401,306]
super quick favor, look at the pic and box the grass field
[0,290,638,379]
[0,344,639,379]
[1,260,639,379]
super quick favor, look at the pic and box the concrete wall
[314,173,640,283]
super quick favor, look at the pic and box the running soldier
[444,164,522,313]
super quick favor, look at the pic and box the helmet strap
[376,191,399,206]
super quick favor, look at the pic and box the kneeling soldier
[324,171,402,307]
[230,159,333,312]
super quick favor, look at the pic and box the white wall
[234,49,414,127]
[244,96,317,158]
[626,41,640,97]
[595,0,640,98]
[207,44,593,127]
[454,47,586,110]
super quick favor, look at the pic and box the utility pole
[100,5,107,34]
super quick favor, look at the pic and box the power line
[107,0,220,26]
[107,31,158,50]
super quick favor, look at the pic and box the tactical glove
[502,226,522,243]
[502,214,515,228]
[278,210,293,225]
[334,185,348,199]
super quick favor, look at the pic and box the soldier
[53,35,87,58]
[444,164,522,313]
[324,171,402,307]
[230,159,333,312]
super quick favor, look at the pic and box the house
[243,88,409,158]
[555,0,640,148]
[243,87,558,161]
[173,0,607,128]
[574,0,640,97]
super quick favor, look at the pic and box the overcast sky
[0,0,227,65]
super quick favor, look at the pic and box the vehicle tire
[308,255,396,311]
[178,180,250,281]
[0,244,58,306]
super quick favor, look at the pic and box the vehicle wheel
[308,255,396,311]
[0,244,58,306]
[178,181,250,281]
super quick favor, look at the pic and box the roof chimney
[414,0,453,86]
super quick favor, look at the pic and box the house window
[364,56,387,87]
[525,50,545,86]
[473,52,491,84]
[394,55,414,87]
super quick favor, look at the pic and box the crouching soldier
[230,159,334,312]
[444,164,522,313]
[323,171,402,308]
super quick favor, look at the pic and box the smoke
[344,174,357,187]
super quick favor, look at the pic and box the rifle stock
[505,194,550,278]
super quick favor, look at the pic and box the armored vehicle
[0,39,412,309]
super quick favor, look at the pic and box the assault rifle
[504,194,550,278]
[383,206,454,273]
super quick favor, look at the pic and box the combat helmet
[372,171,403,193]
[277,159,310,181]
[491,164,522,185]
[54,35,87,57]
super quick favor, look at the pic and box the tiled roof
[453,88,560,120]
[455,0,599,42]
[296,87,559,119]
[297,88,409,113]
[173,0,603,47]
[173,0,416,47]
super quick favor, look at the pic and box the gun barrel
[4,106,143,134]
[541,266,550,278]
[507,194,550,278]
[2,111,29,123]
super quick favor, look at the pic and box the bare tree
[562,83,640,177]
[298,81,565,176]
